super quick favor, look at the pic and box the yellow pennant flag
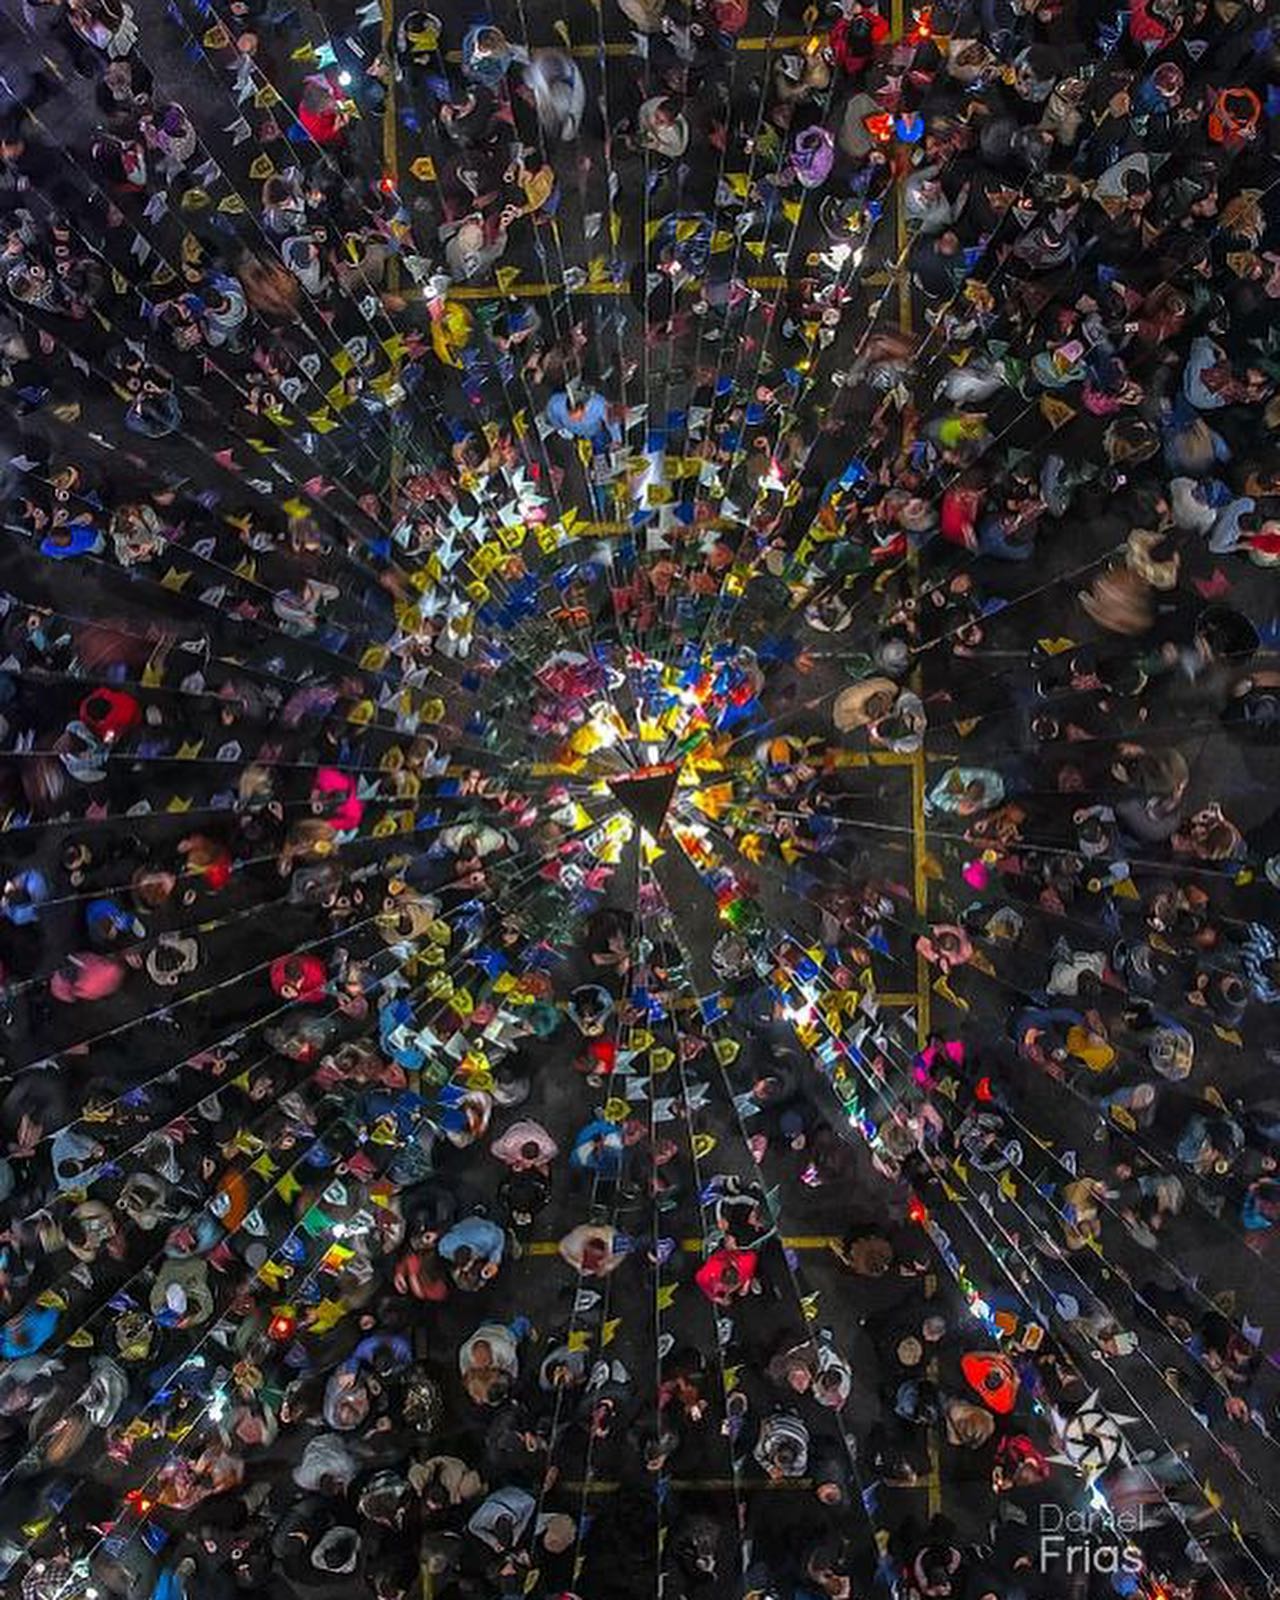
[933,975,970,1011]
[307,1298,348,1333]
[1039,395,1075,431]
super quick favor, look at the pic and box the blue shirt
[570,1119,624,1175]
[438,1216,506,1264]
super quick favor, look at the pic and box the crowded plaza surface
[0,0,1279,1596]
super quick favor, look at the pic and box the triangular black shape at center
[607,763,681,837]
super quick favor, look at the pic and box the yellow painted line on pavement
[887,0,928,1048]
[735,33,813,48]
[521,748,921,777]
[381,0,404,521]
[448,282,628,300]
[446,35,811,62]
[524,1235,840,1256]
[926,1432,942,1516]
[445,274,884,302]
[828,749,919,769]
[380,1,398,184]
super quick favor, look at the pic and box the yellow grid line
[444,35,814,62]
[887,0,929,1049]
[381,0,403,519]
[524,1235,841,1256]
[519,750,921,776]
[442,273,892,301]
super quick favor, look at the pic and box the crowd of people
[0,0,1278,1595]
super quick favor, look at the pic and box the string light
[268,1309,297,1343]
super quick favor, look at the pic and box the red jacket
[830,9,889,75]
[695,1247,758,1302]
